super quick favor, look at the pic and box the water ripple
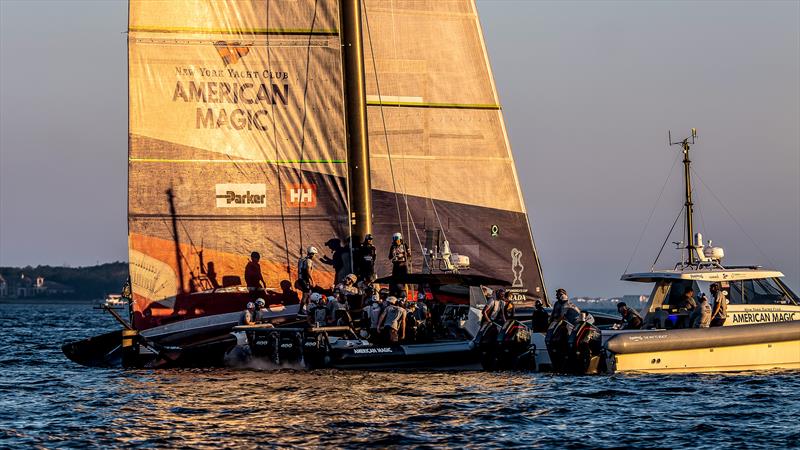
[1,304,798,449]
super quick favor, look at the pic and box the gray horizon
[1,0,798,297]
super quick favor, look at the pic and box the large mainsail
[128,0,349,326]
[361,0,547,301]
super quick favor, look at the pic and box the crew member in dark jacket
[244,252,266,294]
[531,300,549,333]
[616,302,643,330]
[356,234,377,282]
[388,232,410,294]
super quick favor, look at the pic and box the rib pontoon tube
[605,321,800,354]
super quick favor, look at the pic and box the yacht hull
[604,321,800,374]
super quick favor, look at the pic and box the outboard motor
[567,320,603,374]
[251,329,304,365]
[477,323,502,371]
[545,320,573,373]
[302,331,330,369]
[495,320,534,370]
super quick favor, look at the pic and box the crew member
[678,287,698,328]
[679,287,698,311]
[482,289,506,325]
[336,274,362,310]
[306,293,324,326]
[297,246,318,306]
[616,302,643,330]
[691,293,712,328]
[356,234,377,282]
[239,302,256,325]
[254,298,269,322]
[378,296,406,344]
[368,295,383,339]
[710,283,728,327]
[244,252,266,291]
[502,290,515,320]
[531,300,549,333]
[550,288,582,325]
[388,232,411,294]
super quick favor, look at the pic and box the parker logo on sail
[215,184,266,208]
[214,41,250,66]
[286,184,317,208]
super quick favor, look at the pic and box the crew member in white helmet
[239,302,256,325]
[254,298,269,323]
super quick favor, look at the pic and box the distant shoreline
[0,298,100,305]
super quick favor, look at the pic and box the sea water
[1,303,798,449]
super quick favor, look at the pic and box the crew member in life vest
[244,252,266,298]
[616,302,643,330]
[388,232,411,295]
[549,288,582,325]
[297,246,318,307]
[690,293,712,328]
[377,296,406,344]
[356,234,377,282]
[709,282,728,327]
[239,302,256,325]
[482,289,507,326]
[254,298,269,323]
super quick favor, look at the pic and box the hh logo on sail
[215,184,266,208]
[286,184,316,208]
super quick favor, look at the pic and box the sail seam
[366,101,500,110]
[129,158,346,164]
[129,26,338,36]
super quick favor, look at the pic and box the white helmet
[309,292,322,303]
[327,295,337,303]
[392,232,402,241]
[246,302,255,309]
[345,273,357,283]
[255,299,266,308]
[307,246,319,255]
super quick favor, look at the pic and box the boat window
[661,280,696,310]
[728,278,798,305]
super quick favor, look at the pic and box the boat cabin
[622,267,800,328]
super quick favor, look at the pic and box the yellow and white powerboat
[603,130,800,373]
[521,130,800,375]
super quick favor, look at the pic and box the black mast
[340,0,373,246]
[670,129,698,265]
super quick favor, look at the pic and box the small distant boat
[102,294,128,308]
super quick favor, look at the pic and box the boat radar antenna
[669,129,699,266]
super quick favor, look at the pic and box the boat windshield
[727,278,799,306]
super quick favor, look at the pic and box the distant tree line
[0,262,128,299]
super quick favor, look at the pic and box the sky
[0,0,798,296]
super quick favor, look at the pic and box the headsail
[128,0,349,328]
[361,0,547,301]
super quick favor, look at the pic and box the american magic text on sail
[172,67,290,132]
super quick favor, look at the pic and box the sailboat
[63,0,548,368]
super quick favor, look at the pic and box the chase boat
[508,130,800,374]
